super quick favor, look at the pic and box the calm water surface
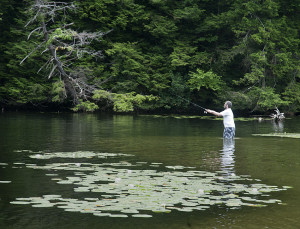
[0,112,299,229]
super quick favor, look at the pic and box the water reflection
[272,120,284,133]
[220,138,235,176]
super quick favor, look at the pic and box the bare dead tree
[270,107,285,121]
[20,0,110,105]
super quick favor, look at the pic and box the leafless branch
[37,57,53,73]
[48,64,57,79]
[95,75,114,86]
[46,58,54,70]
[41,48,49,54]
[22,0,110,105]
[20,41,46,65]
[62,22,74,29]
[26,0,76,27]
[25,7,41,27]
[28,26,42,40]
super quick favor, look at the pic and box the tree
[211,0,299,111]
[0,0,51,107]
[21,0,106,107]
[16,0,156,112]
[1,0,299,113]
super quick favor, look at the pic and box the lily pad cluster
[9,150,291,218]
[253,133,300,139]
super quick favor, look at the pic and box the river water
[0,112,299,229]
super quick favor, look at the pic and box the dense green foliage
[0,0,299,113]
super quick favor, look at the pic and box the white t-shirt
[220,108,235,128]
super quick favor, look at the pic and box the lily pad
[0,181,11,184]
[9,150,292,218]
[94,213,111,217]
[132,214,152,218]
[109,214,128,218]
[32,203,55,208]
[252,133,300,138]
[10,201,31,205]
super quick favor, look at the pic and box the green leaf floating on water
[253,133,300,138]
[9,150,292,218]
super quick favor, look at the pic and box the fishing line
[176,95,207,113]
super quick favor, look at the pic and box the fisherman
[205,101,235,139]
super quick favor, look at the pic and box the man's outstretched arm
[205,109,223,117]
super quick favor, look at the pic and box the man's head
[224,101,232,109]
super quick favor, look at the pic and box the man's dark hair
[225,101,232,108]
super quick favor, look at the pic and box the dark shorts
[223,127,235,139]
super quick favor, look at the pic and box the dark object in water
[270,108,285,121]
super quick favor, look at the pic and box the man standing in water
[205,101,235,139]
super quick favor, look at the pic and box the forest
[0,0,299,114]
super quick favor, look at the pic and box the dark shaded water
[0,112,299,229]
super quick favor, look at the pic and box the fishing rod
[176,95,207,112]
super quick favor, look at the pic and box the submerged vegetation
[0,0,299,113]
[4,150,292,218]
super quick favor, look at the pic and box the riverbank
[1,105,299,118]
